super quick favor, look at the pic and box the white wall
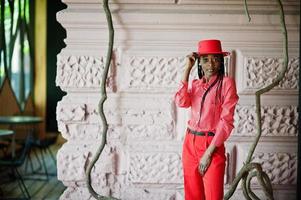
[56,0,299,199]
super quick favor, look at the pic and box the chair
[0,140,10,157]
[0,134,33,199]
[0,129,15,158]
[26,133,57,180]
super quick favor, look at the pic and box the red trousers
[182,130,226,200]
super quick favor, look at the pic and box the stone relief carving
[57,103,86,122]
[61,186,178,200]
[123,54,231,91]
[56,102,90,140]
[57,148,90,182]
[106,175,126,199]
[123,56,198,91]
[128,56,184,88]
[57,144,115,182]
[60,187,93,200]
[245,57,299,90]
[56,101,119,140]
[128,152,183,184]
[56,55,115,91]
[61,123,102,140]
[234,105,298,136]
[252,152,297,185]
[121,188,177,200]
[122,108,173,125]
[57,99,175,140]
[125,124,174,140]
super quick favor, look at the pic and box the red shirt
[174,74,239,147]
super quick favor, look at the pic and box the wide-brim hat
[198,39,230,56]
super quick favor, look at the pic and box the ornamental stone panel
[57,103,86,122]
[125,124,174,140]
[121,55,198,92]
[245,57,299,90]
[252,152,297,185]
[57,143,116,183]
[128,152,183,184]
[120,188,177,200]
[60,187,94,200]
[56,54,116,92]
[57,96,175,141]
[122,55,233,92]
[233,105,298,136]
[238,57,299,94]
[236,143,297,187]
[57,144,90,182]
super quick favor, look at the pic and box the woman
[174,39,239,200]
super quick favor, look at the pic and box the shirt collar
[201,74,219,85]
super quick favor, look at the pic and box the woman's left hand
[198,144,216,175]
[198,152,212,176]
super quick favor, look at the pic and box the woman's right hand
[185,52,197,71]
[182,52,198,82]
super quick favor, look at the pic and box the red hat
[198,39,229,56]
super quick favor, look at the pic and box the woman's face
[200,54,222,79]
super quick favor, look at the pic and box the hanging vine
[224,0,288,199]
[85,0,118,199]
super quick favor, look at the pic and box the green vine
[85,0,118,199]
[224,0,288,199]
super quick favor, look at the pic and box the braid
[215,56,225,104]
[197,58,203,79]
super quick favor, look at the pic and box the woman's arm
[211,78,239,147]
[174,53,196,108]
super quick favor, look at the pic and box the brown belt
[187,128,215,136]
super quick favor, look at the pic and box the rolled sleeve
[174,81,192,108]
[211,78,239,147]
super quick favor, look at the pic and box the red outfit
[174,74,239,200]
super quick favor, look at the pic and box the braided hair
[197,54,225,120]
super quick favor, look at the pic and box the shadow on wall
[46,0,67,132]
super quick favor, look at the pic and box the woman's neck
[204,75,213,83]
[204,76,210,83]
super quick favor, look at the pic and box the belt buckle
[208,132,215,136]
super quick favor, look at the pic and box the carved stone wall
[245,57,299,90]
[56,1,299,199]
[237,57,299,94]
[234,105,298,136]
[252,152,297,185]
[128,152,183,184]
